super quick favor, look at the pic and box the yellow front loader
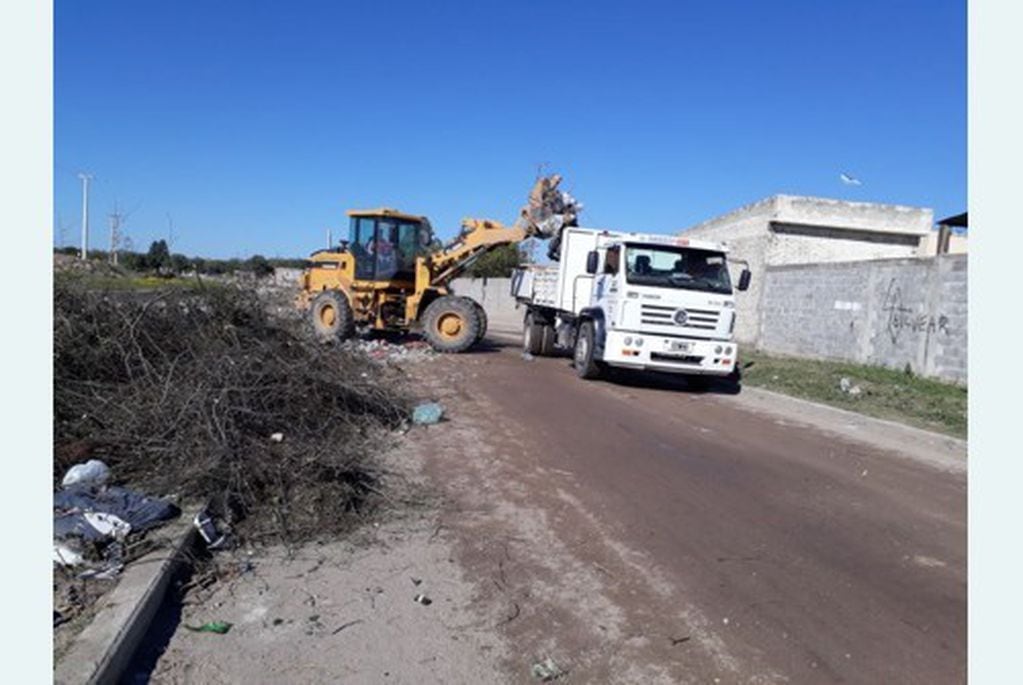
[297,174,579,352]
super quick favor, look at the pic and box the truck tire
[539,324,557,356]
[311,289,355,341]
[523,311,543,355]
[573,321,602,379]
[422,295,481,353]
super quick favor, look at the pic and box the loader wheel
[523,312,543,355]
[573,321,602,379]
[422,295,481,353]
[459,297,488,343]
[311,290,355,341]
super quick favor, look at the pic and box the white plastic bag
[61,459,111,488]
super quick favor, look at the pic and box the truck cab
[512,228,750,383]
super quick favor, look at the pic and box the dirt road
[148,338,965,683]
[413,340,966,683]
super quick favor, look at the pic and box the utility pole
[109,203,124,266]
[166,213,176,250]
[327,227,333,249]
[78,172,92,259]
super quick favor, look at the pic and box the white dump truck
[511,227,751,386]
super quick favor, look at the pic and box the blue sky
[54,0,966,259]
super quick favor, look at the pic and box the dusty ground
[147,338,965,684]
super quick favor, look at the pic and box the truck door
[594,245,621,323]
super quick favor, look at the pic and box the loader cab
[346,209,434,282]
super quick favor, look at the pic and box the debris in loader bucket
[515,173,584,240]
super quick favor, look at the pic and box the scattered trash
[521,352,535,362]
[194,509,229,549]
[53,542,84,567]
[53,475,181,576]
[412,402,444,425]
[82,512,131,539]
[411,577,422,586]
[184,620,233,634]
[269,432,284,443]
[531,656,566,681]
[669,635,692,646]
[331,618,364,635]
[341,337,437,364]
[722,617,730,625]
[61,459,110,488]
[838,377,862,396]
[413,593,433,606]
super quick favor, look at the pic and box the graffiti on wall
[881,278,950,345]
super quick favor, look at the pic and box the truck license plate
[670,341,693,352]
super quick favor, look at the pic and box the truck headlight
[715,345,723,354]
[635,338,643,347]
[624,336,633,346]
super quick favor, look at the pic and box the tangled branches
[54,282,411,543]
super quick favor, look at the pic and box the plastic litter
[61,459,110,488]
[521,352,535,362]
[531,657,566,681]
[53,542,84,567]
[184,620,233,634]
[413,593,432,606]
[269,432,284,443]
[412,402,444,425]
[194,509,228,549]
[82,512,131,539]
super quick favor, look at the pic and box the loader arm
[426,218,529,287]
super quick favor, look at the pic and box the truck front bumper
[601,331,737,376]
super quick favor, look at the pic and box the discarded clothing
[54,485,180,534]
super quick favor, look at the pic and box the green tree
[464,243,525,278]
[146,240,171,272]
[170,253,192,274]
[246,255,274,278]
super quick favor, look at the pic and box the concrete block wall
[449,277,522,333]
[758,255,967,383]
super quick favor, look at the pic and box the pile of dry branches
[54,282,411,543]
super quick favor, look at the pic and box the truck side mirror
[737,268,751,291]
[585,250,599,275]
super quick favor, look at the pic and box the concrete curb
[54,514,199,685]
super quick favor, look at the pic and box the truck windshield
[624,245,733,294]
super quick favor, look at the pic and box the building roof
[937,212,967,228]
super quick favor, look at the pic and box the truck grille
[650,352,705,364]
[640,305,720,330]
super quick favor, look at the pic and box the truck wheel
[311,290,355,341]
[523,312,543,355]
[422,295,481,353]
[539,324,557,356]
[573,321,602,379]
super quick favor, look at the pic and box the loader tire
[459,297,487,343]
[311,290,355,341]
[539,324,557,357]
[523,312,543,355]
[573,321,602,379]
[422,295,481,353]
